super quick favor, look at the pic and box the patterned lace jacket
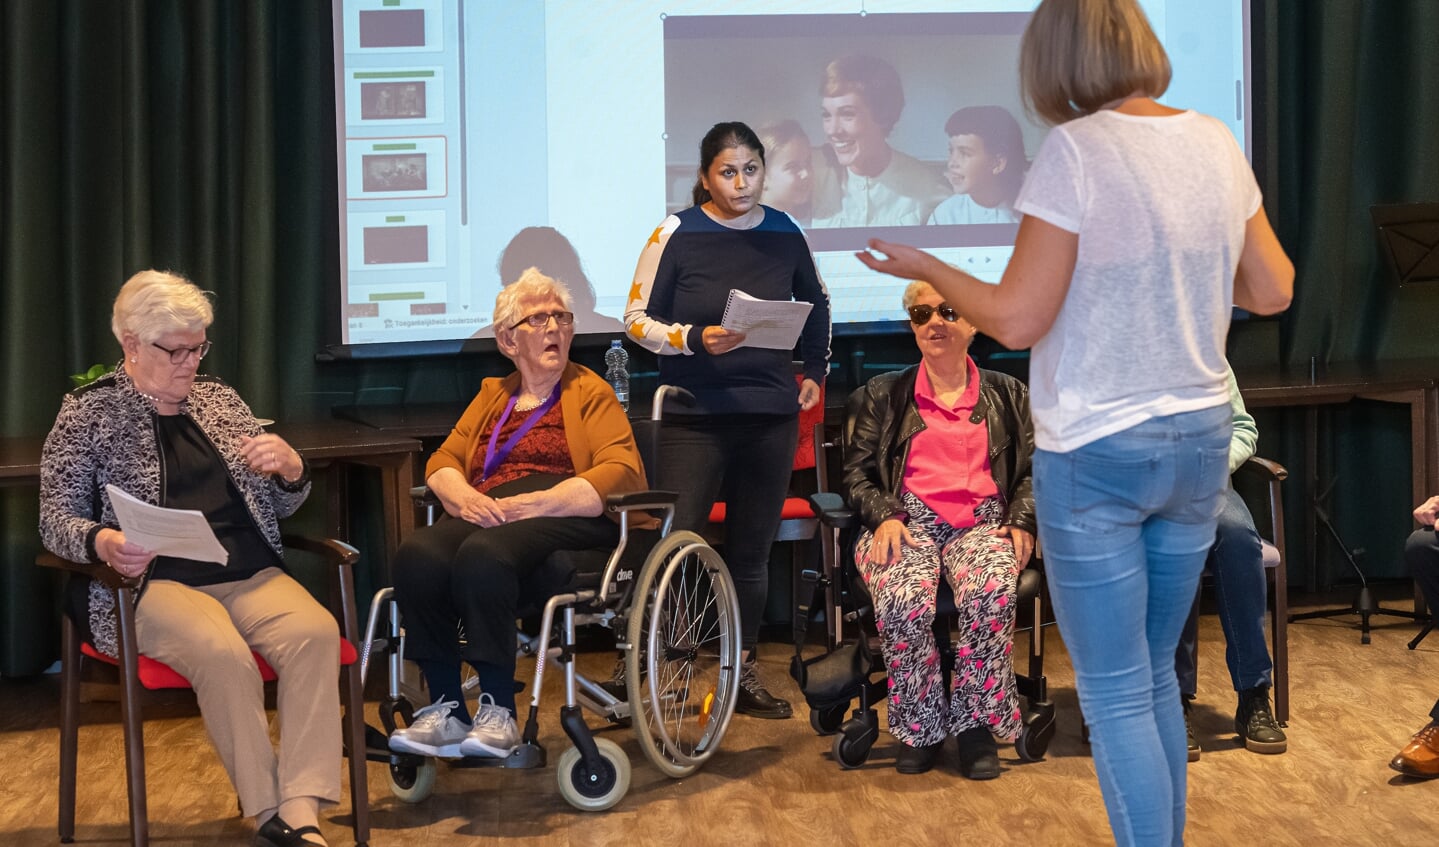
[39,364,310,656]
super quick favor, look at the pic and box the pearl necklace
[136,387,181,411]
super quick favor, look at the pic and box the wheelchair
[795,385,1058,770]
[358,388,743,811]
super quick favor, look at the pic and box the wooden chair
[38,535,370,847]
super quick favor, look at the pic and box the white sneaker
[388,698,470,758]
[458,692,521,758]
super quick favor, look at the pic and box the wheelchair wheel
[627,531,742,779]
[388,756,437,803]
[556,738,631,812]
[832,715,878,769]
[1015,701,1056,763]
[809,703,848,736]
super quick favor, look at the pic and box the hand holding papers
[105,484,229,565]
[720,289,813,350]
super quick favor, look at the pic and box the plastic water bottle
[604,339,630,411]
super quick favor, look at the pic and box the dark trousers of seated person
[393,513,619,715]
[1403,528,1439,616]
[656,413,797,654]
[1175,486,1272,698]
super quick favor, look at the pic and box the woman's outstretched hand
[855,239,942,282]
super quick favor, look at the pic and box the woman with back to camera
[624,120,832,719]
[857,0,1293,843]
[40,270,338,847]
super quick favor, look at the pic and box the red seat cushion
[80,638,359,691]
[708,496,815,524]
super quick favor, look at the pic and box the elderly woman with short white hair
[387,267,647,760]
[40,269,339,847]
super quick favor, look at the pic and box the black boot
[735,655,792,719]
[896,740,944,774]
[956,727,1001,780]
[1235,685,1287,754]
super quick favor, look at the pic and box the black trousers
[657,413,797,651]
[392,514,619,675]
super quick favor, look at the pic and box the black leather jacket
[842,364,1036,534]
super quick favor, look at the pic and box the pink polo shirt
[902,358,998,529]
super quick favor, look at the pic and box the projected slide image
[359,9,425,48]
[347,136,447,199]
[664,13,1039,251]
[343,0,442,54]
[364,154,427,191]
[349,209,448,271]
[364,225,429,264]
[361,82,427,120]
[346,68,445,126]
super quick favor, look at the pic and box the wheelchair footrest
[446,742,547,770]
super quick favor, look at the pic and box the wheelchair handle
[650,385,696,422]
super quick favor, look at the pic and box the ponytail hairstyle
[691,121,766,206]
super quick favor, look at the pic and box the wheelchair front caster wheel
[809,703,848,736]
[557,738,631,811]
[388,756,436,803]
[1016,701,1056,762]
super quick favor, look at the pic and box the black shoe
[735,657,792,719]
[254,815,325,847]
[896,740,944,774]
[956,727,1001,780]
[1183,697,1201,762]
[1235,685,1287,754]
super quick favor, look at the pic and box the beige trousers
[134,567,341,817]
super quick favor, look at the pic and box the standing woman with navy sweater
[625,121,832,718]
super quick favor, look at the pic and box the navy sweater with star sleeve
[624,205,831,416]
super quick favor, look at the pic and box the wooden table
[1235,358,1439,611]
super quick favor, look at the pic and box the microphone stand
[1289,481,1424,644]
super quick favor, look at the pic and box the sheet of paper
[105,484,229,565]
[719,289,814,350]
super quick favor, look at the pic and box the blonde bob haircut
[492,267,574,333]
[1019,0,1171,127]
[111,269,215,346]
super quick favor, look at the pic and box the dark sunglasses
[907,303,960,325]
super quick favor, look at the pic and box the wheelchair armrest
[36,551,134,590]
[606,489,680,512]
[809,492,858,530]
[409,485,439,507]
[1234,455,1287,483]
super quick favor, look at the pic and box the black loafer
[896,741,943,774]
[255,815,325,847]
[956,727,1001,780]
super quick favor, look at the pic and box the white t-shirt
[1013,109,1261,453]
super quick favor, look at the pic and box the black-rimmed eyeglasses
[152,340,212,364]
[907,303,960,325]
[510,310,575,330]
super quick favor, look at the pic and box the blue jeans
[1175,486,1273,698]
[1034,405,1231,847]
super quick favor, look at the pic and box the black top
[150,414,281,585]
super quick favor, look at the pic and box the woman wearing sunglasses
[857,1,1292,842]
[843,280,1035,778]
[385,268,647,762]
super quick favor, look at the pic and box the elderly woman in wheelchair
[387,268,648,760]
[843,280,1036,778]
[380,269,742,812]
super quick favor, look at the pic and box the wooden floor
[2,601,1436,847]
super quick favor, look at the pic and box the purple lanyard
[481,382,561,481]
